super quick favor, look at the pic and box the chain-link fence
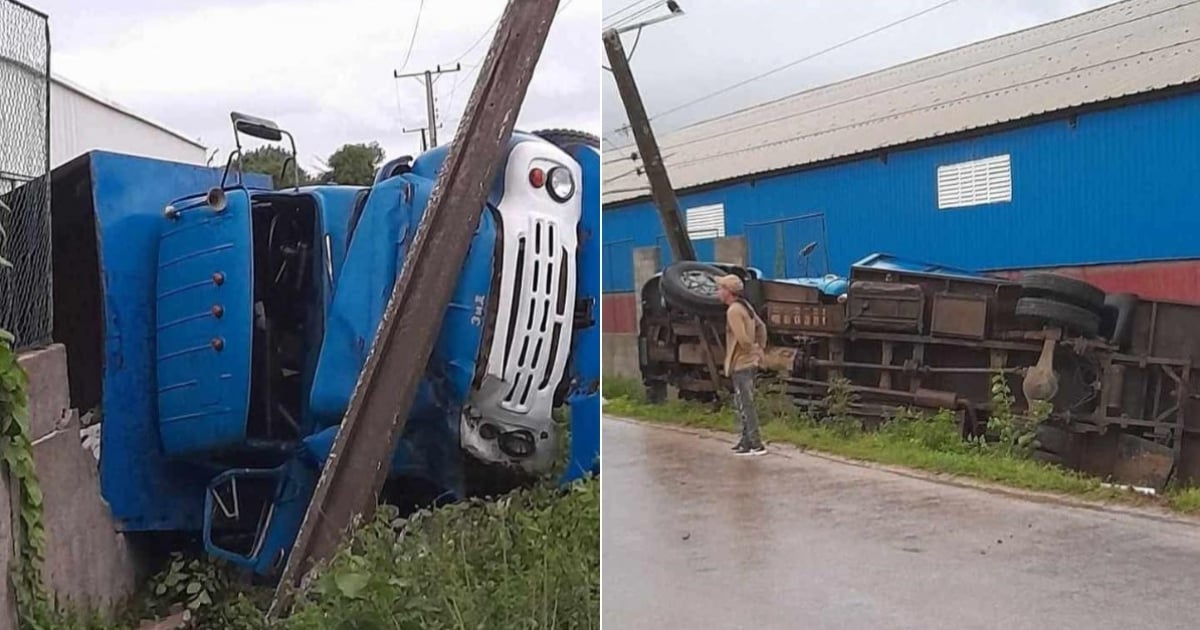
[0,0,51,349]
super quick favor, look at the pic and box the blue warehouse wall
[601,89,1200,293]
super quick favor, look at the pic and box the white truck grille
[500,218,571,412]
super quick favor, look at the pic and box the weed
[988,372,1046,457]
[287,478,600,629]
[755,378,799,427]
[822,377,860,437]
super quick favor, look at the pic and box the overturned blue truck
[49,114,600,576]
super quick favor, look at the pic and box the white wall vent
[937,155,1012,209]
[685,204,726,240]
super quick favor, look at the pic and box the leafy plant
[124,551,270,630]
[286,478,600,629]
[755,377,798,427]
[0,334,51,627]
[988,372,1045,457]
[822,376,860,437]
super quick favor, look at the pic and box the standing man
[716,275,767,455]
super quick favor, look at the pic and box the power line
[664,31,1200,173]
[444,0,577,124]
[396,0,426,73]
[647,0,963,124]
[645,0,1198,158]
[608,0,663,29]
[604,0,658,25]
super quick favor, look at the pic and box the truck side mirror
[231,112,284,142]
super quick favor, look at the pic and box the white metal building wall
[50,76,206,168]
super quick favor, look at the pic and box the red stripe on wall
[603,293,637,334]
[996,260,1200,305]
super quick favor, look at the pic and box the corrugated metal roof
[602,0,1200,205]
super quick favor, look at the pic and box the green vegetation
[21,477,599,629]
[287,478,599,629]
[0,335,54,629]
[602,376,1200,515]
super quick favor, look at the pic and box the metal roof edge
[51,74,207,150]
[664,0,1131,138]
[601,79,1200,210]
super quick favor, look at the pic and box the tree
[320,142,385,186]
[237,146,312,189]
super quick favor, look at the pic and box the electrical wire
[604,0,658,24]
[659,30,1200,173]
[609,0,663,30]
[647,0,963,124]
[626,26,644,62]
[396,0,426,73]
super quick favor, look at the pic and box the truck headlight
[547,167,574,202]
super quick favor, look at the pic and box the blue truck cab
[87,113,599,576]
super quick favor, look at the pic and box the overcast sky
[601,0,1118,148]
[32,0,601,170]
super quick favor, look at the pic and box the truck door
[155,188,255,456]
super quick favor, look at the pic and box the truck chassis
[639,257,1200,489]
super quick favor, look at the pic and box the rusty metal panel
[847,281,924,333]
[767,303,843,333]
[677,342,707,365]
[602,292,637,333]
[762,280,819,305]
[930,293,988,339]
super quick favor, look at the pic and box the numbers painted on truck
[470,294,486,327]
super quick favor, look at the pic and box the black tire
[1019,273,1105,311]
[532,129,600,151]
[660,261,729,316]
[1015,297,1101,337]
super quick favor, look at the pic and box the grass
[32,477,599,629]
[603,376,1200,515]
[286,477,600,629]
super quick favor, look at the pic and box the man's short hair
[717,274,744,294]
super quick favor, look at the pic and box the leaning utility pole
[395,63,462,147]
[269,0,560,618]
[603,11,694,262]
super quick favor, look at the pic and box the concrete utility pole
[270,0,560,617]
[395,63,462,147]
[603,11,694,262]
[403,126,429,152]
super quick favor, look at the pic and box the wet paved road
[602,416,1200,630]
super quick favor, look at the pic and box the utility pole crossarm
[270,0,560,617]
[394,63,462,147]
[602,28,695,262]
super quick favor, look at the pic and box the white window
[937,155,1012,209]
[686,204,726,240]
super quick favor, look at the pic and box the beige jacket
[724,300,767,375]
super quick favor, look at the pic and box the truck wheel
[1019,273,1105,312]
[660,261,729,316]
[532,129,600,151]
[1015,297,1101,338]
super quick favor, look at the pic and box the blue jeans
[732,368,763,449]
